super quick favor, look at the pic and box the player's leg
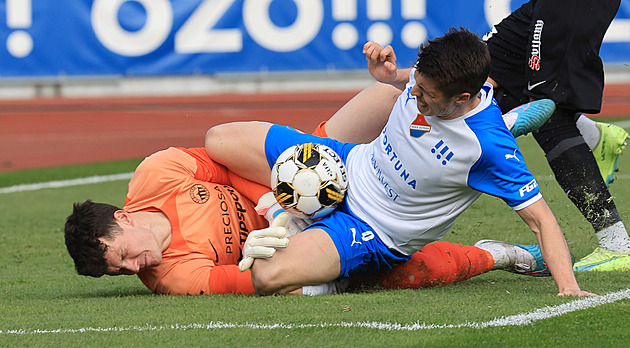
[474,239,557,276]
[205,121,274,185]
[576,114,628,185]
[502,98,555,138]
[523,0,618,111]
[526,0,630,269]
[250,228,341,295]
[376,242,493,289]
[206,121,357,187]
[483,2,556,138]
[488,0,630,269]
[251,210,409,295]
[532,110,630,269]
[322,81,401,143]
[372,239,552,290]
[533,112,616,230]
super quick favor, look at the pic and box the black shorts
[483,0,620,113]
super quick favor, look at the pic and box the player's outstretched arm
[515,199,597,297]
[363,41,410,90]
[143,257,256,295]
[320,43,415,143]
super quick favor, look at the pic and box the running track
[1,85,629,172]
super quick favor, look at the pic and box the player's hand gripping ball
[271,143,348,219]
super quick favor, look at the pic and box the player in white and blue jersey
[205,28,594,297]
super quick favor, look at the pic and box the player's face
[410,71,460,119]
[100,225,163,275]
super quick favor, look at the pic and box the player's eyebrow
[104,248,123,275]
[416,83,435,98]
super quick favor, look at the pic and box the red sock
[379,242,494,289]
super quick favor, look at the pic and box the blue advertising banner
[1,0,629,78]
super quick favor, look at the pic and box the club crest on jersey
[410,114,431,138]
[431,140,454,165]
[190,184,210,204]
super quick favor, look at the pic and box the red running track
[0,91,357,172]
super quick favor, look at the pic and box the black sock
[533,108,622,231]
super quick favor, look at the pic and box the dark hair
[415,27,491,98]
[64,200,122,277]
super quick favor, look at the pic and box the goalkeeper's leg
[377,242,494,289]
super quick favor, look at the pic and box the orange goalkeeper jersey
[124,147,268,295]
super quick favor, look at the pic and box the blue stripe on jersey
[464,107,540,207]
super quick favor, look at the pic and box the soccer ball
[271,142,348,219]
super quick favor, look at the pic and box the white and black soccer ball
[271,142,348,219]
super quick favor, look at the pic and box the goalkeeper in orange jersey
[64,117,555,296]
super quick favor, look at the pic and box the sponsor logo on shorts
[529,20,544,71]
[350,228,374,247]
[190,184,210,204]
[527,80,546,91]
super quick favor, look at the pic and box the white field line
[2,288,629,335]
[0,173,134,194]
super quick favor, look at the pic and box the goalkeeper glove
[239,212,290,272]
[255,192,313,236]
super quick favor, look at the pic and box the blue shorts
[310,210,410,278]
[265,124,410,278]
[264,124,358,168]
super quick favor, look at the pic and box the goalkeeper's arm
[255,192,312,236]
[239,213,290,271]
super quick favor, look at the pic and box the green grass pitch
[1,124,630,347]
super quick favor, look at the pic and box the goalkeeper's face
[99,224,163,275]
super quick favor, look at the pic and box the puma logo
[505,149,520,161]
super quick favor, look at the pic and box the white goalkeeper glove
[238,212,290,272]
[255,192,313,236]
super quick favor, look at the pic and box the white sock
[302,279,351,296]
[302,281,339,296]
[576,114,600,150]
[476,243,509,269]
[597,221,630,252]
[502,112,518,131]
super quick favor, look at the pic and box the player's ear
[113,210,132,225]
[454,93,471,105]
